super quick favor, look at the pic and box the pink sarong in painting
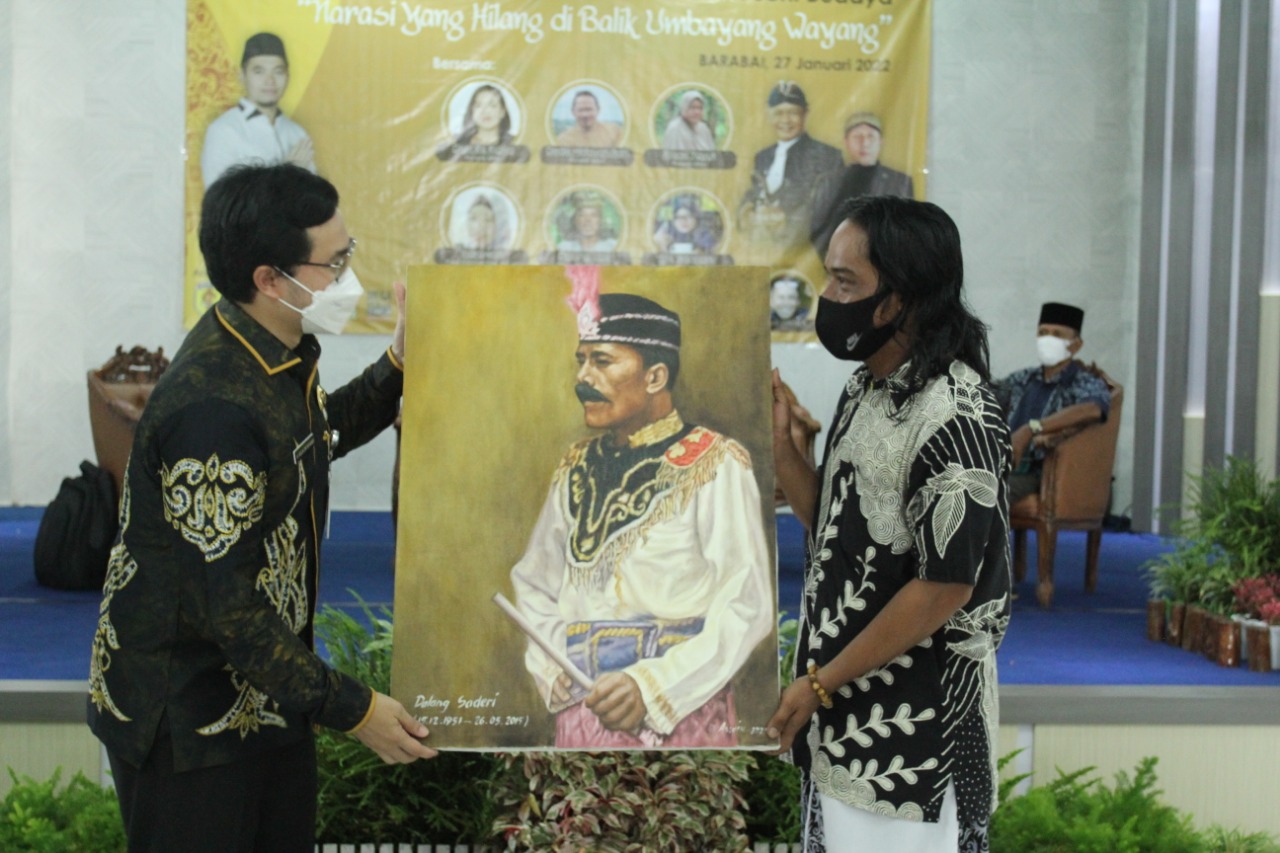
[554,686,738,748]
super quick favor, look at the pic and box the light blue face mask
[275,267,365,335]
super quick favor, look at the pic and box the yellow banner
[184,0,932,341]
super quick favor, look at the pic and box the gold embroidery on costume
[162,454,266,561]
[631,666,677,725]
[196,668,286,738]
[626,411,683,448]
[90,477,136,722]
[560,423,747,590]
[565,456,664,565]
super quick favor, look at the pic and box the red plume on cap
[565,265,602,338]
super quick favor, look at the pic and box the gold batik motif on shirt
[89,477,137,722]
[199,478,309,739]
[196,668,288,738]
[162,453,266,561]
[258,515,309,634]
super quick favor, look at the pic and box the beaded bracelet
[806,663,833,709]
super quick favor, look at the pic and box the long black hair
[840,195,991,391]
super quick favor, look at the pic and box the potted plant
[491,749,754,852]
[1145,547,1207,648]
[990,754,1280,851]
[490,612,802,851]
[313,602,502,847]
[1145,457,1280,664]
[1233,575,1280,673]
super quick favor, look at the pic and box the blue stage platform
[2,507,1277,694]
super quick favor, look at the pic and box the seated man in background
[994,301,1112,505]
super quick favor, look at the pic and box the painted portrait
[391,264,778,750]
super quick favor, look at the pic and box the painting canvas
[391,264,779,750]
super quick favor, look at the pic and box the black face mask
[815,293,897,361]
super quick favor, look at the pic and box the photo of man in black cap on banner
[738,81,843,251]
[200,32,315,188]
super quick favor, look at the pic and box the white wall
[1,0,397,509]
[1,0,1145,515]
[780,2,1146,517]
[932,1,1146,518]
[0,0,13,504]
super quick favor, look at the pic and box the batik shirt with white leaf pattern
[795,360,1011,824]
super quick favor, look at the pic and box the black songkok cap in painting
[582,294,681,352]
[1039,301,1084,333]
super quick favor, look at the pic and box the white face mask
[276,267,364,335]
[1036,334,1073,367]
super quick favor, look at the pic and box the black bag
[33,460,119,591]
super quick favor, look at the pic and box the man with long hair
[769,196,1011,853]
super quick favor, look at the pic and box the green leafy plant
[491,611,801,851]
[313,600,500,845]
[1188,457,1280,565]
[990,755,1280,853]
[1199,826,1280,853]
[1147,457,1280,612]
[741,751,800,845]
[1146,543,1215,605]
[491,749,753,852]
[741,612,801,844]
[0,768,126,853]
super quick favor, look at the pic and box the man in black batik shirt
[88,164,437,853]
[770,196,1011,853]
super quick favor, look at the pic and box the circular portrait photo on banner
[548,80,628,148]
[652,83,733,151]
[769,270,817,333]
[547,186,626,254]
[442,183,522,252]
[442,78,524,146]
[650,189,727,255]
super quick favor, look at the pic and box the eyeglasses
[296,239,357,281]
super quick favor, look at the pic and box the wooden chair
[87,346,169,502]
[1010,365,1123,607]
